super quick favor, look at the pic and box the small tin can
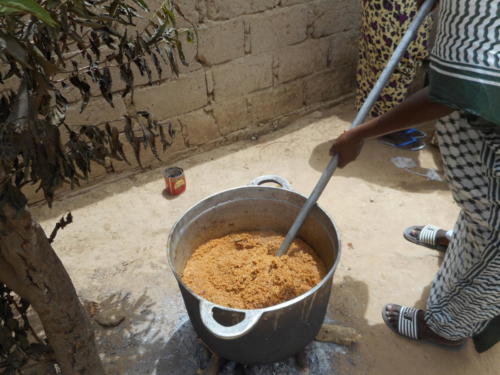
[164,167,186,196]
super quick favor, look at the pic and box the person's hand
[329,130,364,168]
[417,0,439,10]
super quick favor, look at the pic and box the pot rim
[166,184,342,314]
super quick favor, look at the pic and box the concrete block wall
[26,0,361,202]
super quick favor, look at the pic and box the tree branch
[48,212,73,244]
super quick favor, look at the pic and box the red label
[165,175,186,195]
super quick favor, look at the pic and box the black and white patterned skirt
[424,112,500,340]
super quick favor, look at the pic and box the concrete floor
[33,101,499,374]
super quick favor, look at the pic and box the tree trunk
[0,203,104,375]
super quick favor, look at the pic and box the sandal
[404,128,427,139]
[382,304,465,349]
[379,132,426,151]
[403,224,449,252]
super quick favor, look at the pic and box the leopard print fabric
[356,0,433,117]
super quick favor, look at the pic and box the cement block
[281,0,314,6]
[116,41,197,86]
[312,0,360,39]
[277,39,329,83]
[111,38,200,86]
[328,30,359,67]
[57,81,82,105]
[249,5,311,54]
[213,97,251,135]
[206,70,214,95]
[132,53,174,87]
[174,0,200,25]
[109,118,186,172]
[21,182,46,204]
[248,81,304,123]
[197,19,245,65]
[56,77,97,105]
[56,48,133,103]
[132,71,208,120]
[65,96,126,126]
[212,54,272,100]
[178,109,220,146]
[146,0,200,25]
[158,119,188,155]
[58,60,157,105]
[206,0,279,20]
[304,65,356,105]
[178,38,203,74]
[108,66,129,93]
[113,133,159,169]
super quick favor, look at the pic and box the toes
[385,304,399,313]
[386,312,399,325]
[387,311,399,319]
[383,305,400,327]
[383,309,391,319]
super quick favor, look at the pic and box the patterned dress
[426,113,500,341]
[424,0,500,341]
[356,0,433,116]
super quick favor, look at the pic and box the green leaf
[186,29,194,43]
[0,33,31,68]
[147,19,169,45]
[161,4,176,26]
[46,0,58,10]
[132,0,149,11]
[176,39,187,66]
[0,0,58,27]
[71,0,95,19]
[164,45,179,76]
[0,5,19,15]
[108,0,119,15]
[31,45,62,75]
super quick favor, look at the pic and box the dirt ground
[32,100,500,374]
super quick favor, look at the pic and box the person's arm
[330,87,454,168]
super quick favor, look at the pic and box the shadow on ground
[86,288,347,375]
[91,256,498,375]
[94,292,350,375]
[327,271,498,375]
[31,101,356,221]
[91,292,167,374]
[309,137,449,193]
[154,320,349,375]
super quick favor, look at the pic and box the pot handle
[248,175,293,191]
[200,300,263,340]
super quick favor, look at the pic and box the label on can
[164,167,186,196]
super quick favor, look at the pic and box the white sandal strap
[445,229,453,240]
[418,224,441,247]
[398,306,420,340]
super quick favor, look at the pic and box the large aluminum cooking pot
[167,175,341,364]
